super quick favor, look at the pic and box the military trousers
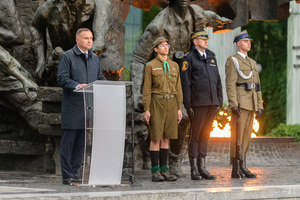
[188,105,217,159]
[230,109,255,158]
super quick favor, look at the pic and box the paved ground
[1,137,300,199]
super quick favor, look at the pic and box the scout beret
[191,28,209,40]
[233,30,253,43]
[152,37,168,49]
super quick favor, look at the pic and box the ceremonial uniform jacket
[57,45,106,129]
[180,48,223,108]
[225,53,263,111]
[142,56,183,111]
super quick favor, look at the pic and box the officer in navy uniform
[180,29,223,180]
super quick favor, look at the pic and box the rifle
[231,103,242,179]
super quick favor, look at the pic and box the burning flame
[210,110,258,138]
[102,68,124,81]
[94,49,107,55]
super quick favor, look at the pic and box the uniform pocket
[152,70,164,89]
[170,72,178,84]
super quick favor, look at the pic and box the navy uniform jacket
[180,48,223,108]
[57,45,106,129]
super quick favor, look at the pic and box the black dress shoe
[62,178,77,185]
[74,177,82,183]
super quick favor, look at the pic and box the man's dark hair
[76,28,92,38]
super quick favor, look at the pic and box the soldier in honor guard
[180,29,223,180]
[142,37,183,182]
[225,30,263,178]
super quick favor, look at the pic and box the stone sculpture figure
[32,0,126,79]
[0,0,38,99]
[32,0,95,78]
[91,0,128,76]
[131,0,231,176]
[0,0,41,133]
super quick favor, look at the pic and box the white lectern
[75,80,133,185]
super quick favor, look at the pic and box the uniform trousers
[60,129,85,180]
[230,109,254,158]
[189,105,217,158]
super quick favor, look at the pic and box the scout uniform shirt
[142,56,183,140]
[142,56,183,112]
[225,53,263,111]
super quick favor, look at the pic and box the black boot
[240,156,257,178]
[198,157,216,180]
[231,157,242,179]
[190,158,202,180]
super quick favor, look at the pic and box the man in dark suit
[57,28,106,185]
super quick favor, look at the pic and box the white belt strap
[232,56,253,79]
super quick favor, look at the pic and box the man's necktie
[84,53,88,61]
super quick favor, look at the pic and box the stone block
[38,124,62,136]
[42,113,61,125]
[0,140,44,155]
[37,87,62,102]
[42,102,61,113]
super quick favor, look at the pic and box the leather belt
[152,94,175,99]
[236,82,261,91]
[237,82,255,88]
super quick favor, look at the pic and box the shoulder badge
[226,60,230,67]
[182,61,189,71]
[211,59,215,63]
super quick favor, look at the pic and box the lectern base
[72,183,134,187]
[129,174,142,187]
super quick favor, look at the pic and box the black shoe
[74,177,82,183]
[152,171,164,182]
[240,165,257,178]
[161,171,177,181]
[62,178,77,185]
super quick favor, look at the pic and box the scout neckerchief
[163,61,171,78]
